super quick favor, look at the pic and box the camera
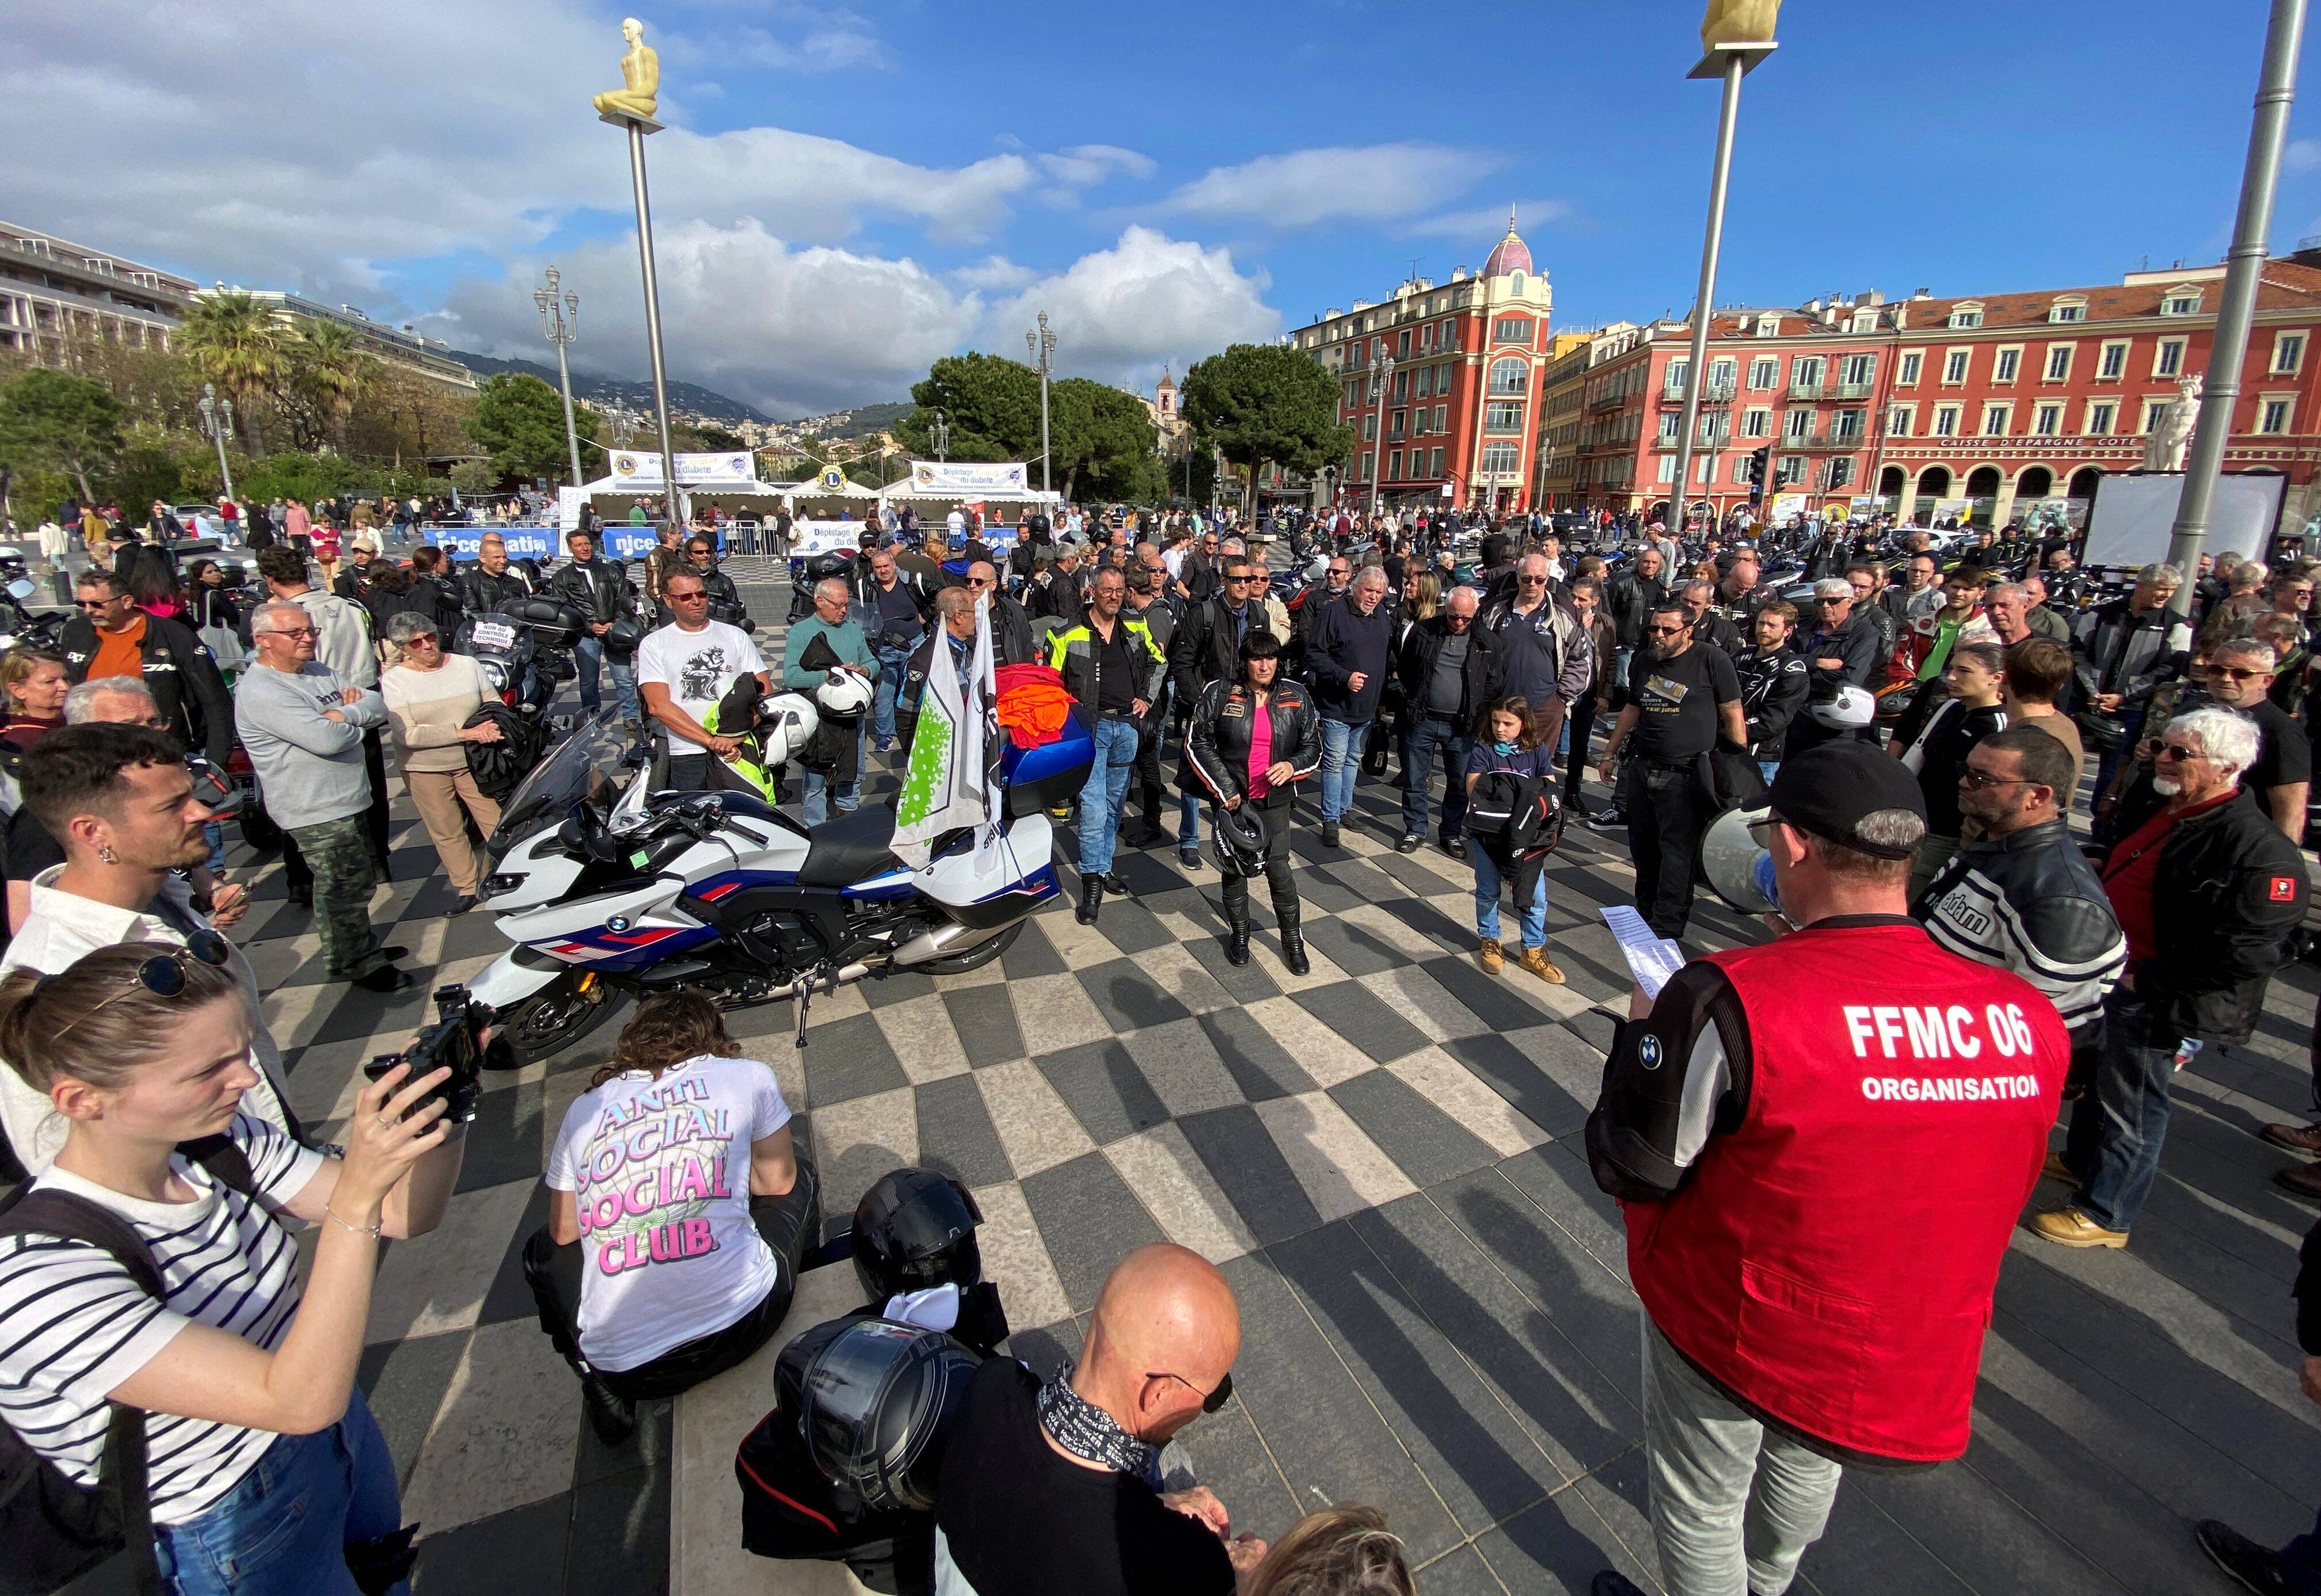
[363,984,494,1124]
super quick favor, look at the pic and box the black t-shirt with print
[1624,641,1741,761]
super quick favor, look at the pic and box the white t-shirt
[634,620,766,733]
[0,1113,323,1525]
[545,1053,793,1373]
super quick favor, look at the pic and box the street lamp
[196,383,237,504]
[1367,352,1397,520]
[1026,314,1056,497]
[534,265,585,490]
[929,408,950,463]
[1668,3,1778,538]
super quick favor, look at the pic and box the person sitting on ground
[936,1242,1264,1596]
[0,940,465,1588]
[527,991,818,1445]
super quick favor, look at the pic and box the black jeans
[1219,799,1296,916]
[1624,757,1711,940]
[524,1157,822,1403]
[1562,695,1599,807]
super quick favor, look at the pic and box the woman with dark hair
[526,991,820,1443]
[124,544,187,622]
[1466,695,1565,984]
[184,559,241,634]
[1184,630,1321,972]
[0,940,465,1594]
[1894,639,2009,899]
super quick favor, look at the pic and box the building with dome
[1289,209,1554,513]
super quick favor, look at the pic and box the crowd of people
[0,492,2315,1595]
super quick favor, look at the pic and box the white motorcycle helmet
[1809,684,1877,730]
[759,692,820,765]
[817,669,874,718]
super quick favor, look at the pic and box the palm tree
[287,320,376,452]
[177,291,283,456]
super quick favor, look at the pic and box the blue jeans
[1473,846,1547,947]
[1401,714,1471,840]
[2063,985,2176,1233]
[1078,717,1140,877]
[573,634,638,722]
[1316,717,1363,823]
[872,645,913,745]
[801,721,866,825]
[154,1388,405,1596]
[1177,790,1202,848]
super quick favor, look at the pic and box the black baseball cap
[1766,742,1926,860]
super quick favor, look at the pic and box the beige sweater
[382,654,493,774]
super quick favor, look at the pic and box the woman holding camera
[527,991,820,1445]
[1184,631,1320,974]
[0,939,466,1595]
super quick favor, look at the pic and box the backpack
[0,1136,253,1596]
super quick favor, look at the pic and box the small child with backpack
[1463,695,1566,984]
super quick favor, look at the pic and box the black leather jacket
[1604,570,1668,648]
[549,555,636,625]
[1182,679,1321,808]
[1734,646,1810,760]
[462,563,537,615]
[1170,593,1281,702]
[1916,816,2128,1060]
[2106,787,2309,1045]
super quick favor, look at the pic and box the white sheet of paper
[1601,906,1687,999]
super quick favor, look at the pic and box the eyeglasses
[75,599,115,611]
[967,574,995,588]
[2212,665,2269,680]
[1148,1369,1235,1414]
[670,589,709,603]
[1815,596,1846,604]
[1644,623,1687,636]
[262,626,321,639]
[1959,767,2035,790]
[405,634,440,649]
[1519,573,1548,584]
[2156,744,2201,762]
[1226,574,1257,584]
[49,931,233,1039]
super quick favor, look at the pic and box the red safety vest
[1624,921,2067,1462]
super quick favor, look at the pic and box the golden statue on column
[593,17,660,123]
[1700,0,1780,51]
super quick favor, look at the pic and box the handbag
[1704,738,1770,810]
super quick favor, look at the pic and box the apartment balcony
[1832,381,1875,400]
[1789,381,1828,399]
[1660,379,1737,403]
[1782,430,1863,451]
[1587,392,1627,414]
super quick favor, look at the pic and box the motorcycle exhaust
[890,923,973,967]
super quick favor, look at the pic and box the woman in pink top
[1182,632,1323,973]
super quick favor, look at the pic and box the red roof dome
[1483,208,1532,278]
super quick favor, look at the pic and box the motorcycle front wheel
[913,921,1023,976]
[493,972,621,1065]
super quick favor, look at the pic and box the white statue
[593,17,660,123]
[2142,374,2202,472]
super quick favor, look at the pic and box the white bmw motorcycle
[465,709,1090,1061]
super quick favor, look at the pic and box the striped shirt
[0,1114,322,1525]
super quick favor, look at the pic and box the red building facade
[1563,252,2321,532]
[1291,219,1554,514]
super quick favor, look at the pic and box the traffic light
[1747,447,1770,504]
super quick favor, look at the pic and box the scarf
[1037,1362,1159,1486]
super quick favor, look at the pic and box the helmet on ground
[852,1168,983,1305]
[1809,684,1877,730]
[775,1316,983,1514]
[1211,801,1270,878]
[817,669,873,718]
[759,692,820,766]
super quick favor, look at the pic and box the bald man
[935,1244,1262,1595]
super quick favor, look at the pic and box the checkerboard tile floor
[200,577,2321,1596]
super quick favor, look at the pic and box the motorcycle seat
[797,802,902,889]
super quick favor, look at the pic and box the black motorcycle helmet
[603,618,641,659]
[1211,801,1269,878]
[851,1168,983,1305]
[776,1316,983,1514]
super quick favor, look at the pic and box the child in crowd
[1466,695,1565,984]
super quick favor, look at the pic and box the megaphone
[1701,805,1780,917]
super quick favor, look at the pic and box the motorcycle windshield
[488,710,631,855]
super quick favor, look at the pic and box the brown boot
[1477,938,1504,974]
[2263,1122,2321,1154]
[1517,945,1566,985]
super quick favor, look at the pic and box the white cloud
[2288,139,2321,175]
[1163,144,1491,227]
[1402,197,1573,241]
[952,257,1042,292]
[1038,146,1160,186]
[981,227,1280,390]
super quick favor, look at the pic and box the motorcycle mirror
[557,816,587,854]
[5,580,32,600]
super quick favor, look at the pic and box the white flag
[892,597,998,870]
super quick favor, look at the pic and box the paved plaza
[210,572,2321,1596]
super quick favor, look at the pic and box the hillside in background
[799,402,911,440]
[443,349,773,424]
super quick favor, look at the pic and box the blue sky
[13,1,2321,417]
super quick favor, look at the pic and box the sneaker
[1584,805,1627,831]
[1441,835,1468,863]
[874,737,895,755]
[1517,946,1566,985]
[1395,833,1422,854]
[1179,844,1203,871]
[1320,821,1340,849]
[2195,1519,2291,1595]
[2027,1207,2128,1249]
[581,1375,637,1446]
[1477,938,1504,974]
[353,965,415,995]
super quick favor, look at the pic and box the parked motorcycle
[463,707,1093,1062]
[0,579,63,656]
[454,608,558,719]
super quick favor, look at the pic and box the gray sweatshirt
[234,661,386,829]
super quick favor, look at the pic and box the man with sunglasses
[61,570,237,775]
[937,1243,1260,1596]
[1915,726,2127,1079]
[0,724,304,1172]
[1588,742,2070,1596]
[2106,639,2311,843]
[237,600,410,993]
[640,572,772,794]
[1595,601,1745,940]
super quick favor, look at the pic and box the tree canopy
[899,352,1161,503]
[1179,344,1351,514]
[464,372,599,486]
[0,370,127,502]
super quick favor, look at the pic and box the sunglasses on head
[47,931,233,1039]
